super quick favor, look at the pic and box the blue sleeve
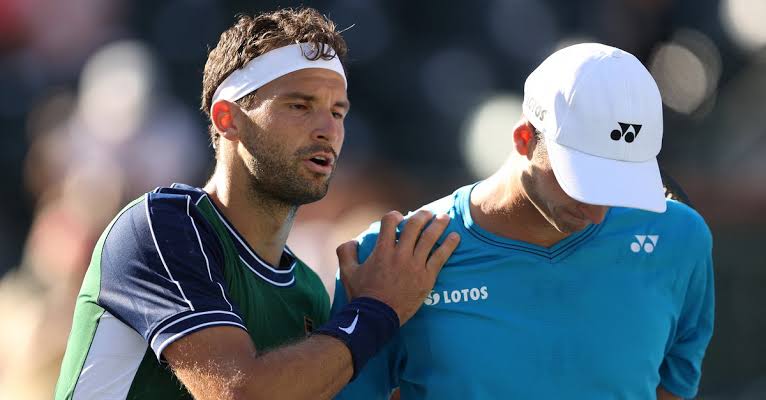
[333,222,405,400]
[659,222,715,398]
[98,193,246,360]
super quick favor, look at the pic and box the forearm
[240,334,352,400]
[168,327,352,400]
[170,298,398,400]
[240,296,400,399]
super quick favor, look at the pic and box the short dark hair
[201,7,348,148]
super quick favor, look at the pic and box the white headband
[210,42,346,115]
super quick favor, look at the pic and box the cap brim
[545,137,667,213]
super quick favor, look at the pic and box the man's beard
[241,132,336,206]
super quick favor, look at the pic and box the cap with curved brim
[545,136,667,213]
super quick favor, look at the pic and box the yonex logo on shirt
[631,234,659,253]
[424,286,489,306]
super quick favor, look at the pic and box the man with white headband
[55,8,459,399]
[336,43,714,399]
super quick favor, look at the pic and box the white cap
[523,43,666,213]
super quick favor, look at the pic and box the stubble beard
[522,173,579,235]
[242,133,335,208]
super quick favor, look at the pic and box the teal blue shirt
[334,183,714,399]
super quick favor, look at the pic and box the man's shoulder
[356,185,468,241]
[609,198,707,225]
[150,183,209,205]
[417,188,463,216]
[128,183,210,222]
[112,183,206,217]
[102,183,214,253]
[353,186,470,263]
[608,199,712,251]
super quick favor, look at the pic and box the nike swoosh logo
[339,311,359,334]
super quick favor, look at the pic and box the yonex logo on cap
[610,122,643,143]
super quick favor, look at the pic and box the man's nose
[311,111,342,145]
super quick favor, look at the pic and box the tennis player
[334,43,714,400]
[54,8,459,399]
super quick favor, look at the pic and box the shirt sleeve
[333,222,405,400]
[659,221,715,398]
[97,192,246,360]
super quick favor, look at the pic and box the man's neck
[469,164,571,248]
[203,167,296,267]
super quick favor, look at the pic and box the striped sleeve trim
[149,310,247,359]
[144,193,195,311]
[186,196,235,312]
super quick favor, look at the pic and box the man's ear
[513,121,535,158]
[211,100,240,143]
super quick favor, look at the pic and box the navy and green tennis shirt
[55,184,330,399]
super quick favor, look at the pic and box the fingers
[375,211,404,251]
[425,232,460,275]
[337,240,359,287]
[412,214,451,262]
[337,240,359,267]
[397,210,434,251]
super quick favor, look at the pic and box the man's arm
[165,326,352,400]
[658,209,714,399]
[164,210,459,400]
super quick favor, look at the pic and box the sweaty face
[236,68,348,205]
[521,145,609,234]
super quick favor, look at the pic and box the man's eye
[290,104,308,110]
[332,112,345,119]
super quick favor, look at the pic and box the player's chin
[295,180,331,204]
[301,172,333,191]
[292,165,334,198]
[552,215,589,234]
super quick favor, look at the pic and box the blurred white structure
[649,30,721,116]
[721,0,766,52]
[461,94,522,179]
